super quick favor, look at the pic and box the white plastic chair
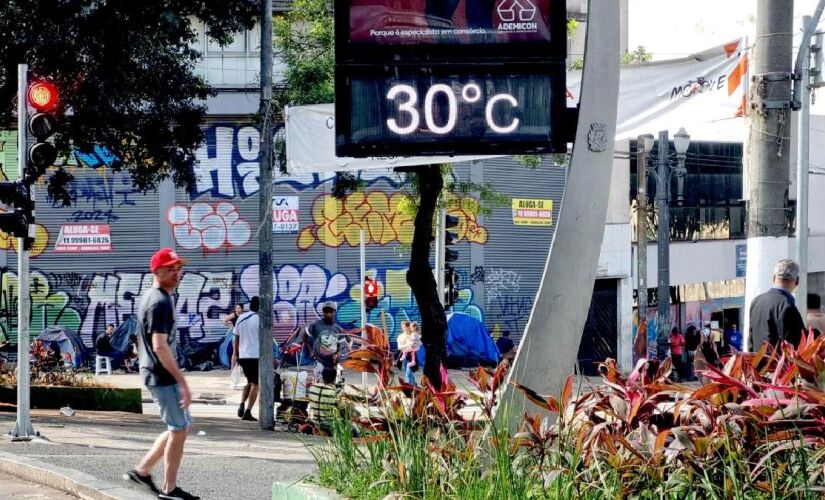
[95,355,112,375]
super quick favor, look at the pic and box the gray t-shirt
[137,287,177,387]
[307,319,343,367]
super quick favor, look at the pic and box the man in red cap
[124,248,199,500]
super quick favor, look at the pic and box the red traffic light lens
[28,82,58,111]
[364,281,378,297]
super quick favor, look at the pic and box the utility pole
[635,134,653,362]
[258,0,275,430]
[744,0,794,351]
[793,1,825,321]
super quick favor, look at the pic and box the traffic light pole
[359,229,367,389]
[11,64,35,441]
[435,208,446,306]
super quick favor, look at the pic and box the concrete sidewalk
[1,408,319,499]
[1,371,322,499]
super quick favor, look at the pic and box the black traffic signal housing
[364,277,379,312]
[444,214,459,263]
[26,80,60,183]
[444,264,460,309]
[0,182,32,238]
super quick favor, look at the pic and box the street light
[636,133,655,363]
[672,127,690,207]
[644,129,691,362]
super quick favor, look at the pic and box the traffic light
[0,182,31,238]
[364,277,379,312]
[444,214,459,263]
[26,80,59,182]
[444,265,459,309]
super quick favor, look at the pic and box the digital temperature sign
[335,64,566,156]
[334,0,568,157]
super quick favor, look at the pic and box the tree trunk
[406,165,447,389]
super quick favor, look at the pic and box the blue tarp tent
[218,327,282,369]
[416,313,500,369]
[38,326,92,369]
[109,316,138,354]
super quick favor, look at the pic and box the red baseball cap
[150,247,187,272]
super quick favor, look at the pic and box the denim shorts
[148,383,191,431]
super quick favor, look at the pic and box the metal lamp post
[648,128,690,361]
[635,133,655,361]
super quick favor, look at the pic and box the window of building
[193,20,283,87]
[629,140,745,241]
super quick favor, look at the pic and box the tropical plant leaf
[511,381,560,413]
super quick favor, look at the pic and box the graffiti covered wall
[0,123,566,362]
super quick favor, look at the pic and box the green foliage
[274,0,334,106]
[0,0,258,202]
[570,45,653,71]
[311,334,825,499]
[566,19,579,40]
[514,155,543,169]
[621,45,654,65]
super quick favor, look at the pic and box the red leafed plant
[513,334,825,495]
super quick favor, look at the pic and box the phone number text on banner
[55,224,113,253]
[512,198,553,226]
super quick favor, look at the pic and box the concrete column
[499,0,621,422]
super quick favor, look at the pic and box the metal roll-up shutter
[332,172,416,346]
[476,156,566,346]
[172,117,264,346]
[6,155,161,347]
[273,169,336,343]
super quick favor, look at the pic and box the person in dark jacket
[748,259,806,350]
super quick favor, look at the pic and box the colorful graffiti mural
[484,267,522,303]
[0,124,555,366]
[192,125,261,199]
[0,263,484,354]
[297,192,489,250]
[167,202,251,251]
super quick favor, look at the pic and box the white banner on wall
[567,38,749,142]
[286,39,749,174]
[285,104,496,174]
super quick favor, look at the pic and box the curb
[0,449,149,500]
[272,480,344,500]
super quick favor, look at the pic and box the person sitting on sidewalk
[232,296,261,422]
[96,323,125,370]
[306,366,341,435]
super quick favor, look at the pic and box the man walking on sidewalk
[125,248,200,500]
[749,258,806,349]
[232,296,261,421]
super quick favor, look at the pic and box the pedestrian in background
[684,325,700,381]
[223,303,245,328]
[232,296,260,422]
[807,293,825,338]
[669,327,685,381]
[125,248,199,500]
[749,259,805,349]
[725,323,743,352]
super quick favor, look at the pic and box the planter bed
[0,385,142,413]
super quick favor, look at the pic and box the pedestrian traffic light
[26,80,59,182]
[0,182,32,238]
[444,264,460,309]
[364,277,379,312]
